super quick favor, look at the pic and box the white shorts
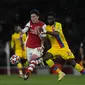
[26,47,43,62]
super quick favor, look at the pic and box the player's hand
[41,32,47,34]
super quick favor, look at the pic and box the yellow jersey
[11,32,26,51]
[46,22,69,49]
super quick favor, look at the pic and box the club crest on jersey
[30,26,40,35]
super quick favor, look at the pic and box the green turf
[0,74,85,85]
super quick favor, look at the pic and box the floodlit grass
[0,74,85,85]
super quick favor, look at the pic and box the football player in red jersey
[20,9,47,79]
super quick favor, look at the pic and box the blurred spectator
[63,16,80,47]
[80,37,85,67]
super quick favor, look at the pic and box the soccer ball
[10,55,20,64]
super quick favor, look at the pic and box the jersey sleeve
[22,21,30,33]
[11,34,15,48]
[41,24,47,37]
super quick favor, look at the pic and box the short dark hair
[30,9,39,16]
[47,12,55,18]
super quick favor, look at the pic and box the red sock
[26,60,39,73]
[80,69,85,74]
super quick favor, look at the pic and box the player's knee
[46,59,54,67]
[43,52,53,61]
[68,59,76,67]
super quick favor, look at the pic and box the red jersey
[24,20,46,48]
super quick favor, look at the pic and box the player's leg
[17,62,23,77]
[44,52,65,81]
[24,47,43,80]
[59,48,85,74]
[21,58,28,66]
[15,52,23,78]
[22,49,28,66]
[67,59,85,74]
[23,47,32,80]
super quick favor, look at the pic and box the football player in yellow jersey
[42,12,85,76]
[11,25,27,77]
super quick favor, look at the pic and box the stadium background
[0,0,85,85]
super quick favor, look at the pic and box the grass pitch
[0,74,85,85]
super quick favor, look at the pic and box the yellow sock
[19,69,23,75]
[17,63,23,75]
[46,59,55,67]
[56,68,62,74]
[24,61,28,66]
[46,59,62,74]
[75,63,83,72]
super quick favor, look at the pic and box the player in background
[26,12,85,81]
[11,25,27,77]
[22,10,66,81]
